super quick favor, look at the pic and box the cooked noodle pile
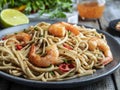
[0,22,112,81]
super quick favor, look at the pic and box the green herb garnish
[39,35,44,37]
[34,27,38,31]
[68,31,71,36]
[49,71,55,76]
[63,59,68,63]
[14,32,18,35]
[0,0,73,18]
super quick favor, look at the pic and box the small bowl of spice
[115,22,120,31]
[108,19,120,36]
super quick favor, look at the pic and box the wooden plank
[100,0,120,30]
[9,83,29,90]
[78,18,100,29]
[99,1,120,90]
[101,0,120,23]
[104,0,120,22]
[0,77,10,90]
[77,76,115,90]
[112,69,120,90]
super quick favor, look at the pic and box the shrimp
[28,44,63,67]
[48,22,80,37]
[7,32,31,45]
[88,37,113,65]
[13,32,31,43]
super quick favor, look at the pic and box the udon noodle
[0,22,113,81]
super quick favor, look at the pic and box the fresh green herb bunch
[0,0,73,18]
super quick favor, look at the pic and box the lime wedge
[0,9,29,27]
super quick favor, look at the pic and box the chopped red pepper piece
[2,37,7,40]
[59,64,70,72]
[63,44,73,50]
[68,64,74,68]
[102,57,113,65]
[59,63,74,72]
[16,44,23,50]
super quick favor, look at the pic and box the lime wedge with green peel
[0,9,29,27]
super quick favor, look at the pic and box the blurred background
[0,0,120,26]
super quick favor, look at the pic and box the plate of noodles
[0,21,120,88]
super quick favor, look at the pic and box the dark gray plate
[0,21,120,88]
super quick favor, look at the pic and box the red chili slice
[16,44,23,50]
[2,37,7,40]
[59,63,74,72]
[68,64,74,68]
[102,57,113,65]
[63,44,73,50]
[59,64,70,72]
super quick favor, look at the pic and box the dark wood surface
[0,0,120,90]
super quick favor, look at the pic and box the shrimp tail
[102,57,113,65]
[102,50,113,65]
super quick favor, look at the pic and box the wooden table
[0,0,120,90]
